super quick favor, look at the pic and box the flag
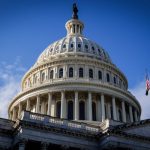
[145,74,150,96]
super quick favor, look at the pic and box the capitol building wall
[0,4,150,150]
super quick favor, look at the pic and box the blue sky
[0,0,150,118]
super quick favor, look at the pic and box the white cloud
[0,57,26,118]
[130,80,150,120]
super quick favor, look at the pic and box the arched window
[68,101,73,120]
[56,101,61,118]
[79,101,85,120]
[85,44,88,49]
[118,109,122,121]
[89,69,93,78]
[79,68,83,78]
[78,43,81,48]
[78,43,81,51]
[71,43,74,48]
[59,68,63,78]
[42,72,45,82]
[114,76,116,84]
[63,44,66,49]
[98,70,102,80]
[69,67,73,78]
[106,73,110,82]
[50,70,53,79]
[92,46,95,54]
[92,102,96,121]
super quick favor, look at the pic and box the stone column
[41,142,48,150]
[121,101,126,122]
[87,92,92,121]
[107,103,111,119]
[18,103,22,118]
[12,108,16,121]
[18,141,26,150]
[61,91,66,119]
[97,99,101,121]
[129,105,133,122]
[47,92,52,115]
[101,94,105,122]
[74,91,79,120]
[36,95,40,113]
[112,97,117,120]
[26,99,30,111]
[134,110,138,122]
[41,101,45,114]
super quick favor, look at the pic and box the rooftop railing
[21,111,100,134]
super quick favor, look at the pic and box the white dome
[36,36,112,65]
[35,19,112,66]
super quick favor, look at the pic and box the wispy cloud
[0,57,26,118]
[130,80,150,120]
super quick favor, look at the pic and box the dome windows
[69,43,74,51]
[78,43,81,48]
[69,67,73,78]
[92,46,95,54]
[106,73,110,82]
[114,76,116,84]
[98,70,102,80]
[78,43,81,51]
[59,68,63,78]
[85,44,88,49]
[89,69,93,78]
[50,48,53,52]
[23,65,126,91]
[50,70,54,79]
[37,36,112,65]
[63,44,66,49]
[71,43,74,48]
[79,68,84,78]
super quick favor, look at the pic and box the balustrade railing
[21,111,100,133]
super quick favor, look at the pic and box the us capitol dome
[8,4,141,124]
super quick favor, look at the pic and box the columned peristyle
[36,95,40,113]
[87,92,92,121]
[47,92,52,115]
[61,91,66,118]
[12,108,16,121]
[122,101,126,122]
[129,105,133,122]
[112,97,117,120]
[74,91,79,120]
[101,94,105,122]
[18,103,22,118]
[26,99,30,111]
[134,110,138,122]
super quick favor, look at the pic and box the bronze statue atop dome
[72,3,78,19]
